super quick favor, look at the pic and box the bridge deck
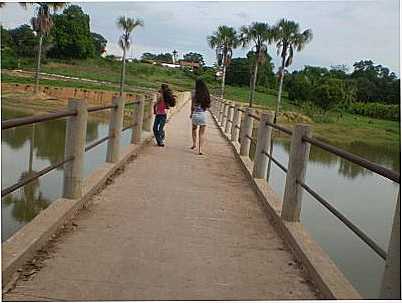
[4,101,318,301]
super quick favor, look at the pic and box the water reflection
[2,107,132,241]
[2,108,100,167]
[273,138,400,179]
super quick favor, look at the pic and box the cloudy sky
[1,0,400,73]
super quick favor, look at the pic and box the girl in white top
[190,79,211,155]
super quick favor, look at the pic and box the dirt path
[3,101,319,301]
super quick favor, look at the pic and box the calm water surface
[1,108,400,298]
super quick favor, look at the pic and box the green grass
[2,58,400,149]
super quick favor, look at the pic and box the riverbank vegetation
[1,3,400,150]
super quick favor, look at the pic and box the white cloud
[1,1,399,74]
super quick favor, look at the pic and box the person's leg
[198,125,206,155]
[191,124,197,149]
[153,115,162,145]
[158,114,167,146]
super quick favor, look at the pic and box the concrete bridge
[2,92,400,300]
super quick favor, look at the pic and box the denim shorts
[192,110,207,126]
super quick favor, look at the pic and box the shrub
[349,102,400,121]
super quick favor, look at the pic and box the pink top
[154,96,167,115]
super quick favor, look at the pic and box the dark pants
[153,114,167,145]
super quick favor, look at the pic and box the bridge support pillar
[240,108,254,156]
[253,111,274,179]
[281,124,312,221]
[143,93,156,132]
[380,190,401,299]
[106,96,125,163]
[225,102,233,134]
[131,94,145,144]
[231,105,241,142]
[63,99,88,199]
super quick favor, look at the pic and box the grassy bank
[2,58,399,150]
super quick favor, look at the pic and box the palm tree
[267,19,312,182]
[240,22,275,107]
[273,19,312,117]
[117,16,144,96]
[24,2,66,94]
[208,25,240,99]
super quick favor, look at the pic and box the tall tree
[273,19,312,117]
[183,52,205,66]
[207,25,240,99]
[25,2,66,93]
[49,5,96,59]
[91,32,107,56]
[267,19,312,182]
[239,22,274,107]
[116,16,143,96]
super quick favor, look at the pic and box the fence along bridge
[1,92,400,300]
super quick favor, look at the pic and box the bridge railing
[1,92,164,200]
[211,96,400,299]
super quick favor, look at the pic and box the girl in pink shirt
[153,84,173,146]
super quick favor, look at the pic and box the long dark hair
[161,84,175,106]
[194,79,211,110]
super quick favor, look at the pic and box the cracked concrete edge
[209,110,362,300]
[1,93,191,289]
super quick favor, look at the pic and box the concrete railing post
[231,105,241,142]
[380,190,401,299]
[240,108,254,157]
[281,124,312,221]
[63,99,88,199]
[221,102,228,127]
[253,112,274,179]
[218,100,224,123]
[106,96,125,163]
[225,102,233,133]
[143,94,156,132]
[131,94,145,144]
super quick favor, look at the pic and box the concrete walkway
[4,101,318,301]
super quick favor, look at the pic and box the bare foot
[190,145,196,150]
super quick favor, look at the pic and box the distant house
[179,60,200,70]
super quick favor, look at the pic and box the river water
[1,108,400,298]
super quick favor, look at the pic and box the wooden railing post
[380,190,401,299]
[106,96,125,163]
[253,112,274,179]
[231,105,241,142]
[281,124,312,221]
[143,94,155,132]
[240,108,254,156]
[63,99,88,199]
[131,94,145,144]
[225,102,233,133]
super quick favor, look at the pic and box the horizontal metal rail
[2,110,77,130]
[238,108,246,113]
[248,113,261,121]
[87,104,116,113]
[297,179,387,260]
[85,135,113,152]
[303,136,400,183]
[265,121,293,136]
[235,125,241,129]
[122,123,136,132]
[1,156,74,197]
[262,150,288,173]
[245,134,256,144]
[125,101,140,106]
